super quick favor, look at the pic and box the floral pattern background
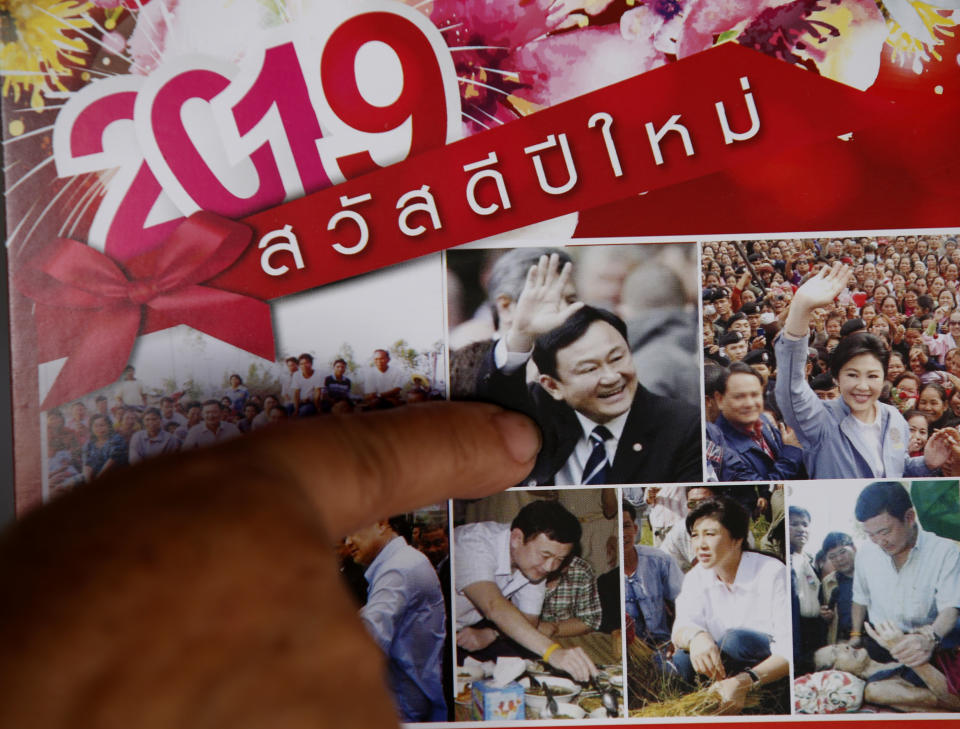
[1,0,958,257]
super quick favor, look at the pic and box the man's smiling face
[510,531,572,583]
[539,320,637,424]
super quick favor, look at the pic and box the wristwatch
[744,668,762,687]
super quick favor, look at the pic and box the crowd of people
[45,350,441,494]
[791,481,960,713]
[703,235,960,481]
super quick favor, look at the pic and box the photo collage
[38,236,960,721]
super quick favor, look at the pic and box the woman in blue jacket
[775,262,959,479]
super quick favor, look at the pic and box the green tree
[245,362,282,396]
[180,378,204,403]
[390,339,418,371]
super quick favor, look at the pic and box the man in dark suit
[476,254,702,486]
[712,362,805,481]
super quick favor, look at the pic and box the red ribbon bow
[15,212,275,410]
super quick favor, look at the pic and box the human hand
[863,620,905,651]
[713,674,751,714]
[0,402,541,729]
[507,254,583,352]
[793,262,852,312]
[457,626,499,652]
[779,422,802,449]
[924,427,960,469]
[689,631,725,680]
[941,438,960,476]
[546,646,596,682]
[820,605,835,622]
[866,621,934,667]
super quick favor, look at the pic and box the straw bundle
[628,685,764,717]
[626,638,678,704]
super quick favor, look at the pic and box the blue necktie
[581,425,613,484]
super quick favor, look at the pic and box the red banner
[211,42,897,300]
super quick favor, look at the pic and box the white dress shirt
[454,521,545,630]
[553,410,629,485]
[673,551,791,659]
[852,526,960,630]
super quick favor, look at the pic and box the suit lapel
[609,388,655,483]
[531,392,582,485]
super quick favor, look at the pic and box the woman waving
[774,262,959,479]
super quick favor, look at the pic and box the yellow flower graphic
[881,0,958,66]
[0,0,94,110]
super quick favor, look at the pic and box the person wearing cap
[713,287,735,333]
[743,350,772,384]
[711,362,804,481]
[720,331,749,363]
[739,301,762,337]
[726,312,751,342]
[810,373,840,400]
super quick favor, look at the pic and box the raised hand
[793,262,852,312]
[507,253,583,353]
[784,262,851,337]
